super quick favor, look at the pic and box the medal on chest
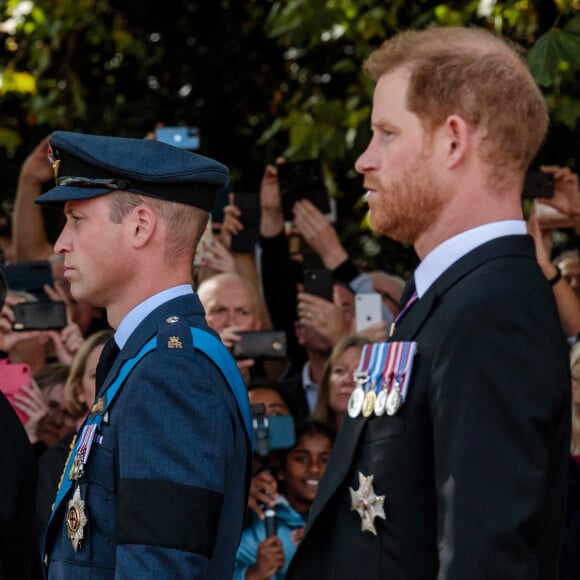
[66,486,88,552]
[69,423,98,481]
[349,472,386,535]
[348,343,373,418]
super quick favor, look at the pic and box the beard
[368,148,444,245]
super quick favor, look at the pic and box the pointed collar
[415,220,527,298]
[115,285,194,348]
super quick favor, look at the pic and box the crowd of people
[0,24,580,580]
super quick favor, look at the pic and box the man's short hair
[363,27,548,173]
[108,190,209,260]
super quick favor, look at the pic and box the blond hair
[64,329,113,417]
[363,27,548,175]
[313,335,370,431]
[108,191,209,262]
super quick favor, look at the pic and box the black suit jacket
[287,235,571,579]
[0,392,37,580]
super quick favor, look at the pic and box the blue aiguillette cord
[44,327,252,564]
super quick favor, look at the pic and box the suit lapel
[306,415,366,525]
[395,235,534,340]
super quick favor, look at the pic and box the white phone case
[355,292,383,331]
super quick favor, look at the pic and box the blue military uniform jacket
[44,294,252,579]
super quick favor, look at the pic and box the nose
[344,368,356,386]
[355,141,378,175]
[53,224,71,255]
[49,406,65,428]
[223,310,234,327]
[309,463,321,477]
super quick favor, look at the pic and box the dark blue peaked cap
[35,131,230,210]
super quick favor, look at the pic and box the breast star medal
[349,472,386,535]
[66,487,88,552]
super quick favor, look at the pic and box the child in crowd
[234,419,335,579]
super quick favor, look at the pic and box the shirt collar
[302,361,313,388]
[115,285,193,348]
[415,220,527,298]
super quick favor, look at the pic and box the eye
[291,453,308,464]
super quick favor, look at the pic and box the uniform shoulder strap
[190,327,253,445]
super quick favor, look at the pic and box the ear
[443,115,469,169]
[129,205,157,248]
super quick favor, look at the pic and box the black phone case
[12,302,67,331]
[277,160,331,221]
[303,268,333,302]
[231,331,287,360]
[231,193,260,253]
[522,172,554,199]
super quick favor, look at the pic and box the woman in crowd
[13,362,74,458]
[312,335,370,433]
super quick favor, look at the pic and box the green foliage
[261,0,580,271]
[1,0,580,271]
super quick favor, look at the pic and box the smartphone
[231,330,287,360]
[522,172,554,199]
[355,293,383,331]
[3,260,53,301]
[230,192,260,253]
[277,159,332,221]
[12,301,67,331]
[155,126,200,151]
[303,268,333,302]
[251,403,295,456]
[0,360,31,424]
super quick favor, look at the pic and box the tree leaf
[528,29,562,87]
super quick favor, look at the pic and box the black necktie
[96,338,120,389]
[399,276,417,310]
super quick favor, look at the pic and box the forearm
[540,263,580,337]
[551,276,580,337]
[12,177,53,261]
[259,208,284,238]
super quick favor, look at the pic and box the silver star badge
[349,472,386,535]
[66,487,88,551]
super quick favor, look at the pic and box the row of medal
[347,341,417,419]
